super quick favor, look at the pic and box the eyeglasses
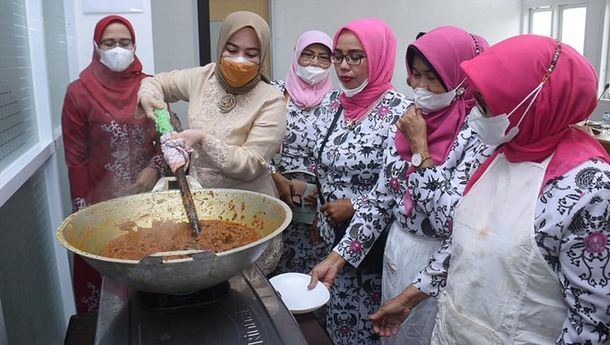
[300,50,331,67]
[100,38,134,49]
[331,53,367,66]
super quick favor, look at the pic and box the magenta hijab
[395,26,489,164]
[335,18,396,121]
[462,34,610,195]
[284,30,333,109]
[396,26,488,216]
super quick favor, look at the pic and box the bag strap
[316,105,343,205]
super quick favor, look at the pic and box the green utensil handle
[154,108,174,134]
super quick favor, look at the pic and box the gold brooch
[218,93,236,113]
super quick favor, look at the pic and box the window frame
[0,0,77,327]
[522,0,610,117]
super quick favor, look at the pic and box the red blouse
[61,79,165,210]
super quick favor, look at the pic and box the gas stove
[94,265,309,345]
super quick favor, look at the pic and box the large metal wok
[57,189,291,294]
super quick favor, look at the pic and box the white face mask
[468,106,519,145]
[296,65,330,85]
[467,81,544,146]
[413,79,466,114]
[340,78,368,97]
[98,46,135,72]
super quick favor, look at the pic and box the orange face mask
[219,57,259,87]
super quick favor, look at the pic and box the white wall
[270,0,522,95]
[151,0,199,125]
[71,0,155,78]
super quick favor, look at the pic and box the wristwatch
[412,152,431,167]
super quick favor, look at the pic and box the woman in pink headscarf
[269,30,334,275]
[306,18,410,345]
[378,35,610,344]
[306,25,492,344]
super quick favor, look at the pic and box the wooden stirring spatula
[154,108,202,238]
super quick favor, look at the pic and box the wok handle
[175,167,201,237]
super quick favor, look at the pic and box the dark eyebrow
[101,37,132,42]
[226,41,259,52]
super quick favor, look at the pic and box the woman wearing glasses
[307,18,410,345]
[138,11,286,275]
[270,30,334,275]
[61,15,166,312]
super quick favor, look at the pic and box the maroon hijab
[79,15,147,119]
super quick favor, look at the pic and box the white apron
[431,153,566,345]
[382,221,441,345]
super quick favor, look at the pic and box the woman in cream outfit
[138,11,286,275]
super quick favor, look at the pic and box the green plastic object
[154,108,174,134]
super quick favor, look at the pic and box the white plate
[269,272,330,314]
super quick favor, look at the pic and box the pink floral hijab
[462,34,610,195]
[284,30,333,109]
[334,18,396,121]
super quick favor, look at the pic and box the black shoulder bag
[315,105,387,274]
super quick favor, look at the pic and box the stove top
[94,265,309,345]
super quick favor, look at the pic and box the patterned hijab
[462,34,610,195]
[79,15,147,120]
[284,30,333,109]
[334,18,396,121]
[214,11,270,94]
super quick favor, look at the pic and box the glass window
[530,8,553,37]
[42,0,70,129]
[0,1,38,171]
[560,5,586,55]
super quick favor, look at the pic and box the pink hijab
[397,26,488,215]
[334,18,396,121]
[396,26,489,163]
[284,30,333,108]
[462,34,610,195]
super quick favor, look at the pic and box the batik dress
[413,158,610,344]
[334,118,493,344]
[270,80,329,275]
[315,89,409,345]
[62,80,166,312]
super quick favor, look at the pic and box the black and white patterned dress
[270,80,329,275]
[413,158,610,344]
[315,89,409,345]
[334,116,493,344]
